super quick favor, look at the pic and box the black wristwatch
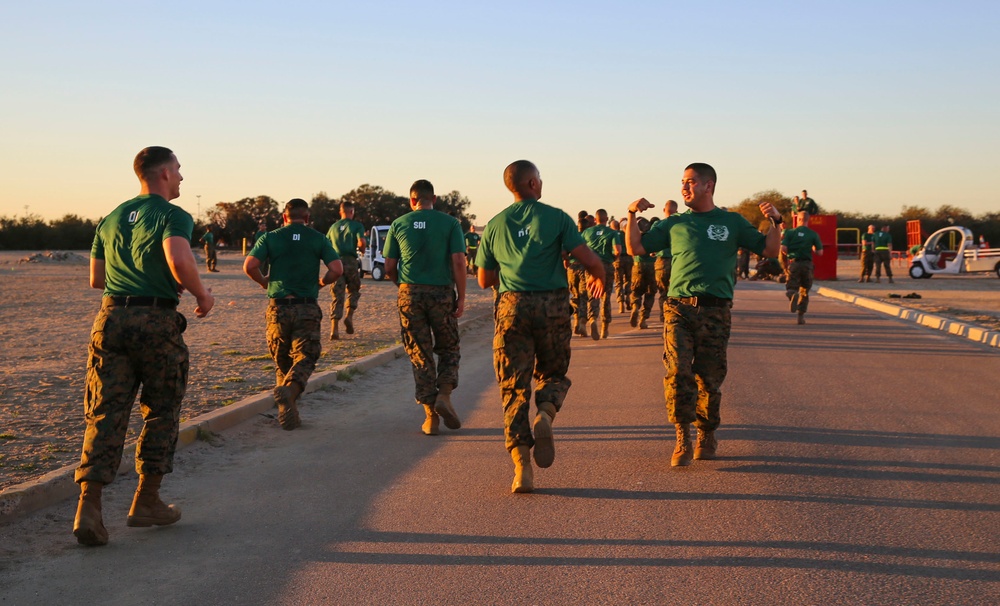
[769,216,783,228]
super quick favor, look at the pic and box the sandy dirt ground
[0,250,495,491]
[1,251,997,492]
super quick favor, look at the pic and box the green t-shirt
[476,198,585,293]
[873,231,893,249]
[861,232,875,252]
[249,223,339,299]
[91,194,194,302]
[640,207,767,299]
[634,253,656,264]
[781,226,823,261]
[465,232,481,249]
[200,231,215,245]
[384,209,465,286]
[794,197,818,215]
[581,224,618,263]
[613,230,627,255]
[326,219,366,257]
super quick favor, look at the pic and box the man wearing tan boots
[626,163,780,468]
[245,198,343,430]
[476,160,605,493]
[383,180,467,436]
[74,147,215,546]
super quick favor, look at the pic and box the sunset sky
[1,1,998,223]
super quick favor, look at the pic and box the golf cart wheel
[908,264,927,279]
[371,263,385,281]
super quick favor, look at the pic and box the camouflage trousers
[266,302,323,390]
[494,289,572,452]
[874,250,893,278]
[614,255,633,304]
[631,262,656,321]
[655,256,672,320]
[567,265,589,331]
[204,243,217,271]
[859,251,873,279]
[330,256,361,320]
[662,299,732,431]
[398,284,460,406]
[76,302,189,485]
[587,261,615,326]
[786,260,814,313]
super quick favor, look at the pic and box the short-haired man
[782,211,824,325]
[872,225,894,283]
[200,226,219,272]
[383,180,466,435]
[610,219,633,313]
[477,160,606,493]
[581,208,620,339]
[859,224,875,283]
[794,190,819,216]
[245,199,343,430]
[627,163,780,467]
[655,200,678,322]
[326,201,366,339]
[74,146,215,546]
[465,225,481,276]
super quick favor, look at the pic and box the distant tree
[341,184,408,227]
[730,190,793,228]
[49,214,99,249]
[0,214,49,250]
[435,190,477,230]
[309,191,340,234]
[206,196,281,247]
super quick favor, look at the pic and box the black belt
[790,257,812,262]
[105,296,177,309]
[270,297,317,306]
[669,296,732,308]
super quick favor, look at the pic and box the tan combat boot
[73,481,108,546]
[330,318,340,340]
[671,423,693,467]
[788,291,799,313]
[126,474,181,527]
[639,317,649,329]
[344,309,355,334]
[510,445,534,493]
[797,312,806,325]
[694,428,717,460]
[619,301,626,314]
[629,306,639,327]
[421,403,439,435]
[533,402,557,468]
[589,320,599,341]
[434,385,461,430]
[600,323,609,339]
[274,382,303,430]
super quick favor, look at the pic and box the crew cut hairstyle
[284,198,310,220]
[133,146,174,181]
[410,179,435,201]
[340,201,355,210]
[685,162,717,184]
[503,160,538,194]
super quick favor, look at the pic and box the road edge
[817,286,1000,348]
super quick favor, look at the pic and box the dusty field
[0,250,495,491]
[1,252,997,492]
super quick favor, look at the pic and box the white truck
[359,225,391,281]
[908,226,1000,279]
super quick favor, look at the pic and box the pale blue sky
[1,1,997,223]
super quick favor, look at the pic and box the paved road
[2,283,999,604]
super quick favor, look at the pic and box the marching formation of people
[74,147,839,547]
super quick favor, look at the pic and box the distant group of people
[73,147,804,547]
[859,224,895,283]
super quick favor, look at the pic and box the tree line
[2,188,993,251]
[0,184,477,250]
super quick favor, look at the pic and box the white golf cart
[359,225,391,281]
[908,226,1000,279]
